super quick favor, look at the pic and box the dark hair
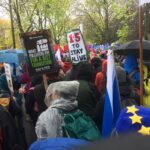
[75,62,94,82]
[91,57,102,69]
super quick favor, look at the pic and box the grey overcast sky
[0,6,9,19]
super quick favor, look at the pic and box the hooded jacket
[35,81,79,139]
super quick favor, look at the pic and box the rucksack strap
[51,107,78,137]
[51,107,78,114]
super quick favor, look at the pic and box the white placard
[4,63,14,95]
[67,29,88,64]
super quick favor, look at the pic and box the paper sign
[67,29,88,64]
[20,30,55,76]
[4,63,14,95]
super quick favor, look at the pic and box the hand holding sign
[67,29,88,64]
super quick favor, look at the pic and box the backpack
[58,109,101,141]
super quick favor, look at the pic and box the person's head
[46,66,65,82]
[90,57,102,70]
[0,91,10,109]
[75,62,94,82]
[44,81,79,107]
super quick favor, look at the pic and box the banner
[67,29,88,64]
[20,30,55,76]
[4,63,14,95]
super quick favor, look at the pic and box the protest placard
[4,63,14,95]
[20,30,55,76]
[67,29,88,64]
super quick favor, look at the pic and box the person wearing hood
[0,73,21,117]
[35,81,79,139]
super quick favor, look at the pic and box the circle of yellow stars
[127,105,150,135]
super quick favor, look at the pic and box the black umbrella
[113,40,150,61]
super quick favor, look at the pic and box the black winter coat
[0,106,23,150]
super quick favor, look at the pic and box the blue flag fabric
[102,50,121,138]
[115,105,150,135]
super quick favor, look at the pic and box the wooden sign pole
[139,1,144,105]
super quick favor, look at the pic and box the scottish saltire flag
[140,0,150,5]
[102,50,121,138]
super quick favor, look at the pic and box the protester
[0,88,25,150]
[35,81,79,139]
[63,64,79,81]
[95,59,107,96]
[0,73,21,118]
[25,75,43,124]
[75,62,99,119]
[90,57,102,79]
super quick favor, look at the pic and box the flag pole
[139,0,144,105]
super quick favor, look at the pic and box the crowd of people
[0,48,150,150]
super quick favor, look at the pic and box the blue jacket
[29,138,89,150]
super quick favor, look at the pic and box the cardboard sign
[20,30,55,76]
[4,63,14,95]
[67,29,88,64]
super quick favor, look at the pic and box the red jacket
[95,60,107,95]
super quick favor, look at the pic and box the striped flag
[102,50,121,138]
[140,0,150,5]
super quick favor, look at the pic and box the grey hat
[116,66,126,83]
